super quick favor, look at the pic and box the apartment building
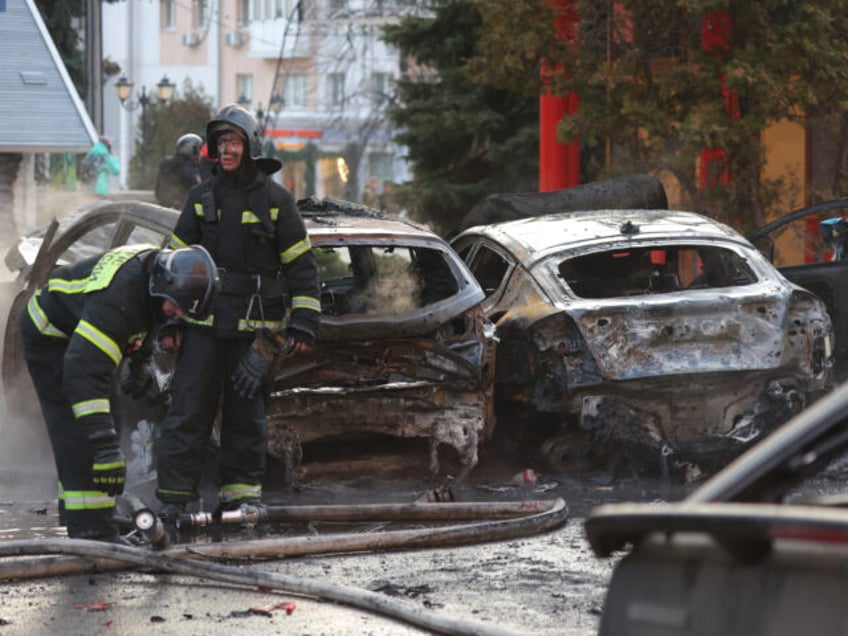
[102,0,426,199]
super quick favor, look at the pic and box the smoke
[356,269,421,316]
[0,187,102,502]
[0,316,57,502]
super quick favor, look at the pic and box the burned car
[1,198,496,489]
[586,379,848,636]
[450,208,833,479]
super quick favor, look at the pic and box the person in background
[83,136,120,197]
[198,139,216,181]
[155,133,203,209]
[156,104,321,522]
[19,244,219,541]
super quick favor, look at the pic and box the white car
[452,207,833,480]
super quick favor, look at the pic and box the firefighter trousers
[18,311,117,539]
[156,329,267,506]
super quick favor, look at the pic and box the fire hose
[0,497,568,636]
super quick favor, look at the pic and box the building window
[284,74,307,108]
[162,0,176,30]
[328,73,345,108]
[247,0,288,20]
[371,72,392,107]
[369,152,394,183]
[194,0,209,29]
[238,0,250,26]
[237,74,254,106]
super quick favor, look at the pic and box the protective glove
[119,357,153,399]
[89,431,126,496]
[232,329,292,400]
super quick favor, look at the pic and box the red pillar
[699,9,735,189]
[540,0,579,192]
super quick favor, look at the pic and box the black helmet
[149,245,219,319]
[175,133,203,160]
[206,104,263,160]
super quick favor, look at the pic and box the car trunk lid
[567,287,790,380]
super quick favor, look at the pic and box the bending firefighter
[19,244,219,541]
[156,104,321,521]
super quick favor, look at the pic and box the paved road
[0,447,695,635]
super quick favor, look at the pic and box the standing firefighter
[156,104,321,521]
[19,245,219,541]
[155,133,203,209]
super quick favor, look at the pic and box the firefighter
[156,104,321,521]
[155,133,203,209]
[19,244,219,541]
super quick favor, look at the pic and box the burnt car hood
[548,283,810,380]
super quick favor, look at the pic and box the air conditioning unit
[225,31,244,48]
[181,31,200,47]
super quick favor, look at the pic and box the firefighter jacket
[24,245,160,442]
[168,161,321,342]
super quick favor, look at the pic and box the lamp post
[115,74,176,186]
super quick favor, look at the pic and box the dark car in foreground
[586,378,848,636]
[451,207,834,479]
[1,198,496,491]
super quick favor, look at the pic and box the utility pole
[84,0,103,132]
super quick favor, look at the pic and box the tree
[467,0,848,232]
[383,1,539,236]
[34,0,87,92]
[127,81,216,190]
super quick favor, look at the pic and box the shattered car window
[317,245,460,316]
[469,246,510,296]
[558,245,758,299]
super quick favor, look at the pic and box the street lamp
[115,74,176,186]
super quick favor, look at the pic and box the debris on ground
[249,600,297,616]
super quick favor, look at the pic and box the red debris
[87,601,111,612]
[249,600,296,616]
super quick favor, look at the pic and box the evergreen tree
[34,0,87,91]
[384,0,539,236]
